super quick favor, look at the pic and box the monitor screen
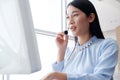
[0,0,41,74]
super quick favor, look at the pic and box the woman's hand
[56,32,69,63]
[56,32,69,50]
[41,71,67,80]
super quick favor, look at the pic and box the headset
[64,30,78,60]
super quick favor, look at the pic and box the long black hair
[67,0,105,39]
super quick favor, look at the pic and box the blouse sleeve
[52,60,64,72]
[52,47,70,72]
[67,39,118,80]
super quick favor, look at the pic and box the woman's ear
[88,13,95,23]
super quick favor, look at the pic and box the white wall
[103,29,120,80]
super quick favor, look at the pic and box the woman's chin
[72,32,78,37]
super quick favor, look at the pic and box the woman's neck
[78,34,92,45]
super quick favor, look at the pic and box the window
[29,0,62,32]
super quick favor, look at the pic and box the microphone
[64,29,77,43]
[63,29,78,60]
[64,27,69,35]
[64,30,68,35]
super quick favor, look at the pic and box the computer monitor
[0,0,41,74]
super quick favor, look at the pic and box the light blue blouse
[52,36,118,80]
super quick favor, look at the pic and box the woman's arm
[55,32,69,63]
[51,32,69,72]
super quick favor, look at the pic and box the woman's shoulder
[95,37,118,50]
[98,38,118,46]
[93,37,119,57]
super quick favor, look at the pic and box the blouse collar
[76,36,97,50]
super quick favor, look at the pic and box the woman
[41,0,118,80]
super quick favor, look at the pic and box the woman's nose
[67,18,75,29]
[68,17,74,25]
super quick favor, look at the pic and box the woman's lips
[70,26,77,31]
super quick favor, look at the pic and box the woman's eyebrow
[66,10,79,15]
[72,11,79,14]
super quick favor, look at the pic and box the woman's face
[67,5,90,37]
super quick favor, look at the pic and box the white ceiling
[90,0,120,31]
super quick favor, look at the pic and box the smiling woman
[41,0,118,80]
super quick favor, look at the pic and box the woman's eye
[73,14,79,17]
